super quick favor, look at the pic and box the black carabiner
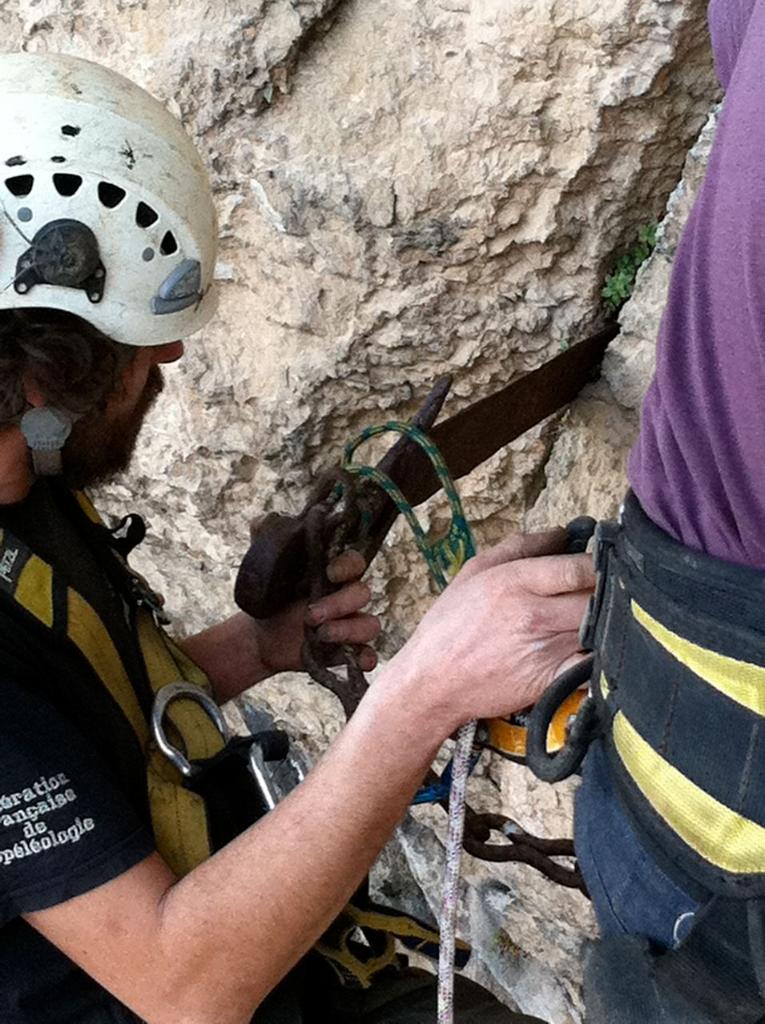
[525,655,600,782]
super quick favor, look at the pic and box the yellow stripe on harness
[136,610,223,763]
[42,492,224,878]
[599,672,610,701]
[14,553,54,628]
[613,709,765,874]
[632,600,765,717]
[68,588,149,747]
[135,609,225,877]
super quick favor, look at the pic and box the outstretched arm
[25,531,594,1024]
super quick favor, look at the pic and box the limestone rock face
[1,2,721,1020]
[121,0,716,650]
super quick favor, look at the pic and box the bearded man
[0,53,593,1024]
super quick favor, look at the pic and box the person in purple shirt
[573,3,765,1021]
[631,0,765,566]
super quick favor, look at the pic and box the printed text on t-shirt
[0,774,95,866]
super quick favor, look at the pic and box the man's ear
[21,374,46,409]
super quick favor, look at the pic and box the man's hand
[181,551,381,704]
[256,549,381,676]
[383,526,596,731]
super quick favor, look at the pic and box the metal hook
[151,682,229,778]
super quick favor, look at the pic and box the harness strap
[0,497,225,878]
[575,492,765,1021]
[76,492,228,876]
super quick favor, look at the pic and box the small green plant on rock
[601,223,658,313]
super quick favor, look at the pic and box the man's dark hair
[0,308,136,425]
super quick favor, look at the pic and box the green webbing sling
[343,421,476,584]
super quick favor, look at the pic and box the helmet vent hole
[136,201,159,228]
[160,230,178,256]
[98,181,126,208]
[53,173,82,197]
[5,174,33,197]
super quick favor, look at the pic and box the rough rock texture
[1,2,721,1019]
[126,0,716,651]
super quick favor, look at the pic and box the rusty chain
[300,468,372,719]
[463,812,586,891]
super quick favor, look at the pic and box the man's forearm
[155,666,445,1023]
[26,661,445,1024]
[179,612,271,702]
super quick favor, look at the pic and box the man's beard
[61,366,165,489]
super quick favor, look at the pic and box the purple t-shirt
[629,0,765,568]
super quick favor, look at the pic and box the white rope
[437,717,477,1024]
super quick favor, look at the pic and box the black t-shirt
[0,484,316,1024]
[0,484,156,1024]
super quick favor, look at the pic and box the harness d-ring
[525,656,600,783]
[151,682,230,779]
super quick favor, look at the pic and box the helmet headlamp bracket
[14,219,106,303]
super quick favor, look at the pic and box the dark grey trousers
[93,963,548,1023]
[255,961,547,1024]
[313,967,548,1023]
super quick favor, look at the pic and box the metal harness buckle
[579,519,620,651]
[151,682,229,779]
[152,684,308,813]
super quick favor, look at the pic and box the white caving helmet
[0,52,218,347]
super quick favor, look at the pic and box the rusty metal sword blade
[404,323,617,505]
